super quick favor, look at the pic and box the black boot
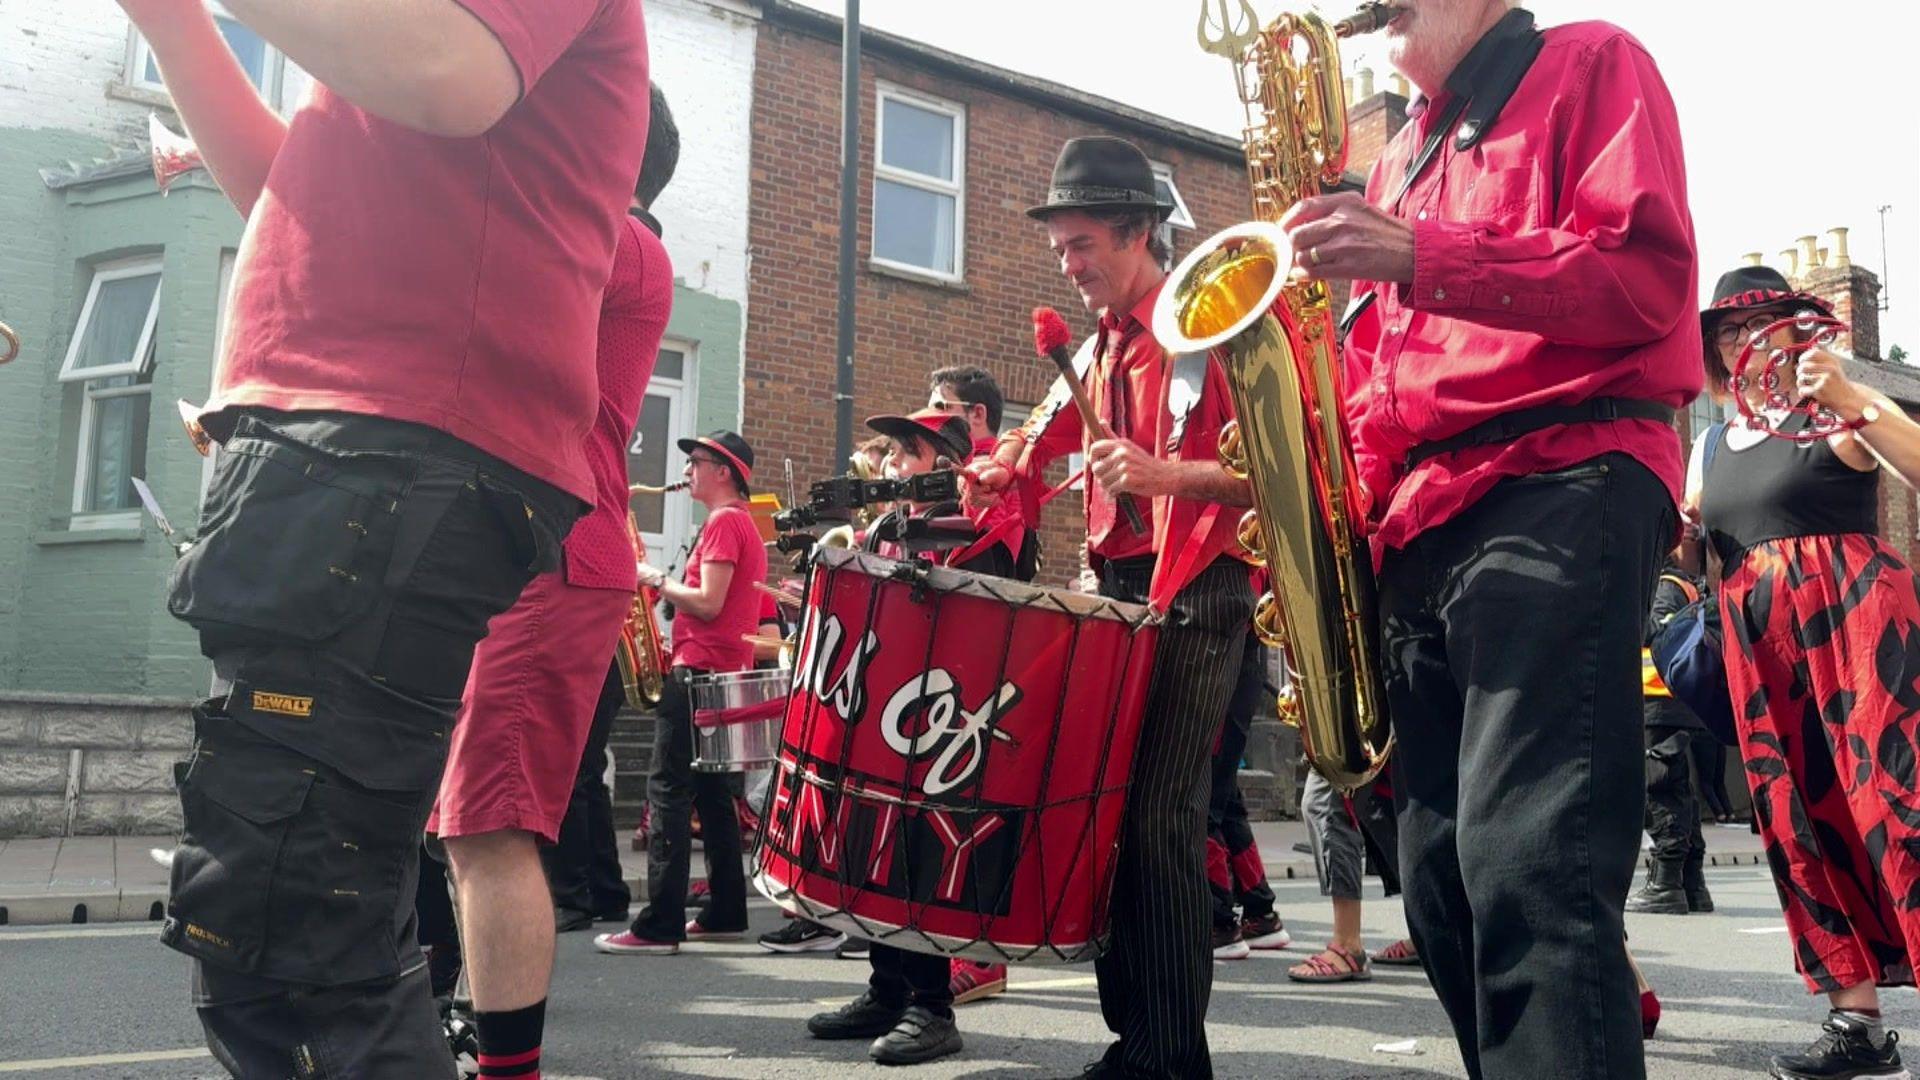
[1683,850,1714,913]
[1625,859,1689,914]
[1769,1011,1902,1079]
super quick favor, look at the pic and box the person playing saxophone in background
[1276,2,1698,1076]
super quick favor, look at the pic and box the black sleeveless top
[1699,418,1879,566]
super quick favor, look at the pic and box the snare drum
[752,547,1160,964]
[688,669,787,773]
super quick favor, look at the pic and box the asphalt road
[0,863,1873,1079]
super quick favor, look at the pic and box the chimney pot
[1780,248,1800,277]
[1742,251,1765,267]
[1827,227,1852,269]
[1797,234,1821,271]
[1358,66,1375,98]
[1344,76,1355,101]
[1390,73,1409,97]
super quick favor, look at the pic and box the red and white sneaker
[594,930,678,955]
[1211,924,1251,961]
[949,959,1007,1004]
[1242,912,1292,951]
[684,919,746,942]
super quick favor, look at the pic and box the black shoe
[1770,1012,1905,1079]
[836,936,872,959]
[554,906,595,933]
[807,990,904,1040]
[1625,861,1689,915]
[594,897,632,922]
[1684,853,1715,913]
[759,918,847,953]
[870,1006,962,1066]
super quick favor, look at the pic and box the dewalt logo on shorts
[250,691,314,718]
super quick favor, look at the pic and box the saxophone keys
[1217,420,1248,480]
[1235,508,1267,566]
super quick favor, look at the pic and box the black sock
[475,999,545,1078]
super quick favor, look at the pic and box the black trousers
[631,668,747,940]
[1093,558,1253,1080]
[869,944,954,1018]
[1644,722,1706,866]
[165,410,575,1079]
[1207,629,1277,927]
[543,661,633,917]
[1379,455,1670,1080]
[1690,732,1734,819]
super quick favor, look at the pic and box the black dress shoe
[554,907,595,933]
[807,990,904,1040]
[870,1006,961,1066]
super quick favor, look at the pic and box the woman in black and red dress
[1690,266,1920,1080]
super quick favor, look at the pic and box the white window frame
[631,339,698,570]
[871,83,967,284]
[58,258,162,384]
[71,377,155,528]
[1150,162,1196,230]
[127,2,287,109]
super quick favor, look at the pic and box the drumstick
[1033,307,1148,535]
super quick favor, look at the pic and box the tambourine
[1730,310,1855,444]
[0,320,18,365]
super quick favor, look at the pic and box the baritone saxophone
[1151,2,1399,791]
[616,509,671,708]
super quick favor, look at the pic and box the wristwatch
[1855,402,1883,429]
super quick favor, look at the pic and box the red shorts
[429,571,630,844]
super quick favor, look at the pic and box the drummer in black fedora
[597,430,768,956]
[971,135,1256,1079]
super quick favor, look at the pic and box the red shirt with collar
[1342,21,1699,562]
[562,215,674,591]
[670,504,768,673]
[1023,280,1245,570]
[212,0,649,502]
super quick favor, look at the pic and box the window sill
[35,526,145,546]
[867,260,969,293]
[106,80,174,111]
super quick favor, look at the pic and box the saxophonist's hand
[636,562,667,589]
[1278,193,1415,285]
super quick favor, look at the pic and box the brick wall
[744,15,1248,586]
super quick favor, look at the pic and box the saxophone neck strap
[1388,8,1544,211]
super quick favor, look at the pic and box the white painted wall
[645,0,759,310]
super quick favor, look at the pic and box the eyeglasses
[929,398,973,413]
[686,454,727,469]
[1713,312,1790,348]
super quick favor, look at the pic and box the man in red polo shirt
[970,136,1255,1080]
[122,0,649,1074]
[597,431,769,955]
[1277,3,1698,1076]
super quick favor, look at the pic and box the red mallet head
[1033,307,1072,359]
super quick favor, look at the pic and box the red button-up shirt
[1023,281,1244,571]
[1342,21,1700,562]
[563,215,674,591]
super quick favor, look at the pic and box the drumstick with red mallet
[1033,306,1148,535]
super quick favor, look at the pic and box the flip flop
[1371,938,1421,966]
[1286,942,1371,983]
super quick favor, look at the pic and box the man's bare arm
[125,3,287,216]
[219,0,522,137]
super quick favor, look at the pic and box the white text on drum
[795,614,878,723]
[879,672,1021,796]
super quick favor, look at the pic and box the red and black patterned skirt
[1724,533,1920,992]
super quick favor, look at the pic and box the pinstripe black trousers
[1094,557,1254,1079]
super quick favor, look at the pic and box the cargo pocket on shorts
[266,774,423,985]
[167,419,410,647]
[163,712,314,975]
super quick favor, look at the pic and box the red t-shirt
[564,216,674,591]
[670,505,768,673]
[1343,22,1698,564]
[210,0,650,502]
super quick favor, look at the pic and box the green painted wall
[0,128,244,698]
[669,284,745,527]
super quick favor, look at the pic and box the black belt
[1404,398,1674,469]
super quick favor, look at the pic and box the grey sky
[794,0,1917,357]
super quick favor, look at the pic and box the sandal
[1371,938,1421,966]
[1286,942,1371,983]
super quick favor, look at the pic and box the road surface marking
[1738,926,1790,934]
[0,1048,211,1073]
[0,925,156,941]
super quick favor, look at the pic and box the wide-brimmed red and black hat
[1026,136,1174,222]
[677,430,754,487]
[1702,265,1833,329]
[865,409,970,462]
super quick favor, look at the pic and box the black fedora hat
[1701,265,1832,329]
[677,430,755,488]
[1026,136,1173,221]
